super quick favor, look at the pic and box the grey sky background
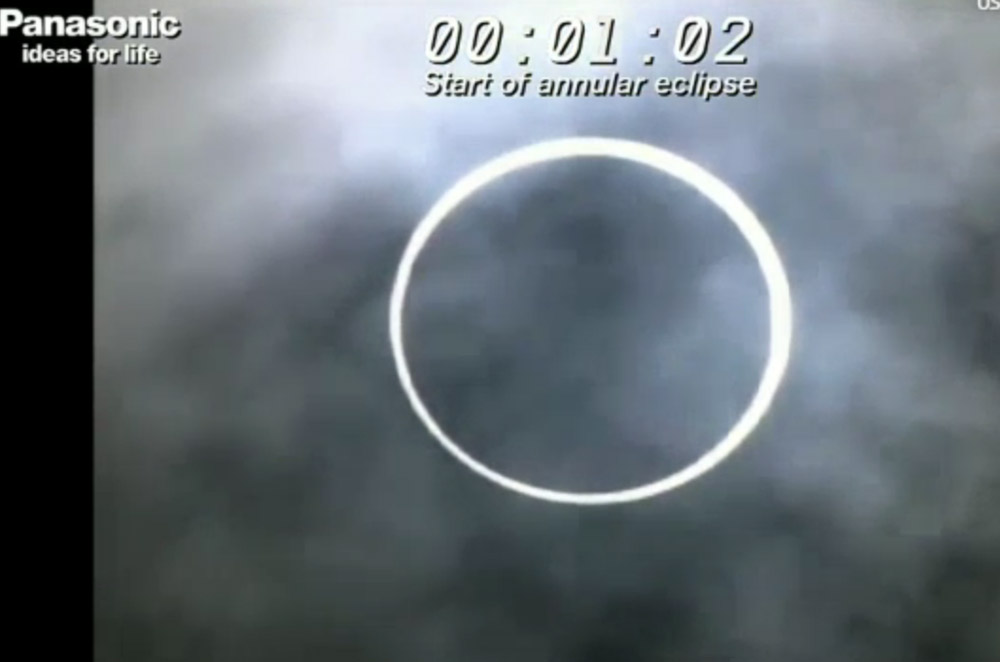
[95,2,999,660]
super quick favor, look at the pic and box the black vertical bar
[0,2,94,656]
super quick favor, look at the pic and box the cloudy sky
[95,1,999,660]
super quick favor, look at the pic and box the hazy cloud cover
[95,1,999,660]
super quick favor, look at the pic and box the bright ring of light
[389,137,793,506]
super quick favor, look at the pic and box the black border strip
[1,1,94,657]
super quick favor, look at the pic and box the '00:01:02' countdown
[425,16,755,68]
